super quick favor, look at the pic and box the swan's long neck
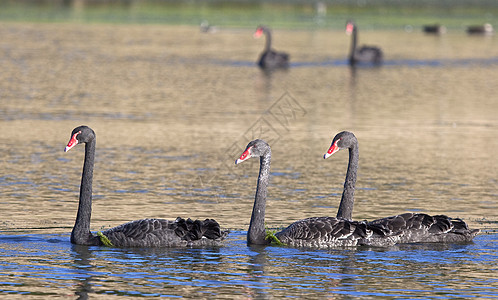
[336,141,358,221]
[264,29,272,52]
[349,26,357,64]
[248,149,272,245]
[71,138,97,245]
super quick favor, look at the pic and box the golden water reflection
[0,23,497,235]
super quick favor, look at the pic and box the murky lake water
[1,23,497,298]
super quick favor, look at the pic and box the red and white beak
[253,28,264,39]
[323,140,340,159]
[235,146,253,165]
[64,131,81,152]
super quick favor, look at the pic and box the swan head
[345,20,356,35]
[64,125,95,152]
[254,25,268,39]
[235,139,270,165]
[324,131,357,159]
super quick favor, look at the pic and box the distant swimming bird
[65,125,227,247]
[254,25,289,70]
[346,20,383,66]
[423,24,447,34]
[200,21,218,34]
[467,23,493,35]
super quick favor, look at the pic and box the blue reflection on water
[211,56,498,68]
[0,231,496,298]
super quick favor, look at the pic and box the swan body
[254,25,289,70]
[324,131,479,245]
[346,20,383,66]
[467,23,493,35]
[65,125,227,247]
[367,213,478,244]
[275,217,379,248]
[423,24,447,34]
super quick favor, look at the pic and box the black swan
[254,25,289,70]
[423,24,447,35]
[467,23,493,35]
[236,139,384,248]
[345,20,383,66]
[324,131,479,244]
[64,125,227,247]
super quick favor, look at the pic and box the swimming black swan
[423,24,447,34]
[236,139,384,248]
[324,131,479,244]
[346,20,383,66]
[254,25,289,70]
[64,125,227,247]
[466,23,493,35]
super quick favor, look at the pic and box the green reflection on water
[0,0,496,29]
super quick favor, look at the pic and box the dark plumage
[100,217,225,248]
[467,23,493,35]
[276,217,372,248]
[254,25,289,70]
[324,131,479,245]
[423,24,446,34]
[64,126,227,248]
[345,20,383,66]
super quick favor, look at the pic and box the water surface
[0,23,497,298]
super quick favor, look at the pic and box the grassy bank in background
[0,0,496,30]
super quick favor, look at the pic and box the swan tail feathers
[174,217,227,241]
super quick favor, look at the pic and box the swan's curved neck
[336,141,358,221]
[263,29,272,52]
[71,138,97,245]
[349,26,357,64]
[248,149,272,245]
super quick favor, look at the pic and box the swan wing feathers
[173,217,226,241]
[276,217,371,247]
[355,46,383,64]
[259,50,289,69]
[102,218,226,247]
[368,213,432,235]
[367,213,479,243]
[271,214,477,248]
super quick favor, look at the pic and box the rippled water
[1,232,497,298]
[1,23,497,298]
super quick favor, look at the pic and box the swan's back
[258,50,289,69]
[354,45,383,65]
[102,217,227,247]
[275,217,377,248]
[367,213,479,244]
[273,213,478,248]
